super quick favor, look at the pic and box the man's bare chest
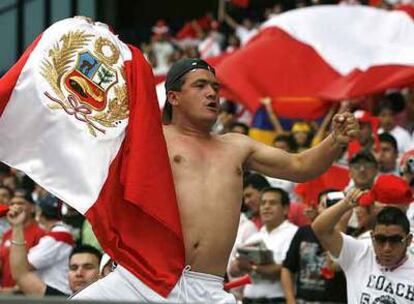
[167,141,244,177]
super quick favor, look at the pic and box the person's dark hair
[261,187,290,207]
[0,162,10,176]
[14,188,35,204]
[273,134,297,152]
[162,75,187,125]
[374,207,410,234]
[221,100,237,115]
[21,175,35,194]
[349,151,378,167]
[70,245,102,262]
[379,133,398,153]
[0,185,14,199]
[375,92,405,115]
[229,122,249,135]
[243,173,270,191]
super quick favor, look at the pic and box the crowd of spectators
[0,0,413,302]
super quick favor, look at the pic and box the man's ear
[407,233,413,246]
[167,91,180,106]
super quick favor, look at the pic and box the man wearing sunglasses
[312,189,414,303]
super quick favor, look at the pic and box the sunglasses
[372,234,408,246]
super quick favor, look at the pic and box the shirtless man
[72,58,359,303]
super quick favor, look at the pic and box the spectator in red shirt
[0,189,44,293]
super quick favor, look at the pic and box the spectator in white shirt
[230,187,298,303]
[378,133,399,176]
[377,94,412,154]
[312,189,414,304]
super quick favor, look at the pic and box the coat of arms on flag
[40,31,128,137]
[0,17,183,297]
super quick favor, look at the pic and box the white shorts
[71,265,236,304]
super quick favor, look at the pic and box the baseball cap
[164,58,215,93]
[358,175,413,206]
[291,122,311,133]
[38,193,61,218]
[349,151,378,166]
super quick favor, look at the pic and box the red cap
[358,175,413,206]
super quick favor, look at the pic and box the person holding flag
[0,17,359,303]
[73,56,359,302]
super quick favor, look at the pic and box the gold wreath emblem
[94,37,120,65]
[40,31,128,137]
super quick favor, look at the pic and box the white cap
[99,253,111,274]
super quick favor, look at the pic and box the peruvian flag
[216,5,414,119]
[0,18,184,297]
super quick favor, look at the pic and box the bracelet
[10,240,27,246]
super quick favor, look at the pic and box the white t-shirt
[152,41,174,76]
[28,222,74,294]
[198,35,221,59]
[243,220,298,299]
[227,213,258,272]
[333,233,414,303]
[379,126,412,155]
[235,26,258,46]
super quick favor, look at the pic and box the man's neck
[170,119,213,138]
[265,219,285,233]
[43,219,59,232]
[377,254,408,272]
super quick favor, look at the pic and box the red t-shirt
[0,221,45,287]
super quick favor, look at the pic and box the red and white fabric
[216,5,414,119]
[28,222,74,294]
[0,18,183,297]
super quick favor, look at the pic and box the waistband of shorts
[183,267,224,283]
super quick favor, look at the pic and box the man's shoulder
[219,132,253,146]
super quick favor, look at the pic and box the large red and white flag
[0,18,184,297]
[216,5,414,119]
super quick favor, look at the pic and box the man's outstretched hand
[331,111,359,147]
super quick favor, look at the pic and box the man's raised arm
[246,112,359,182]
[311,189,364,257]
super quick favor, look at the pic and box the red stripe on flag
[86,45,184,297]
[46,231,75,246]
[216,27,340,119]
[320,65,414,100]
[0,35,42,116]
